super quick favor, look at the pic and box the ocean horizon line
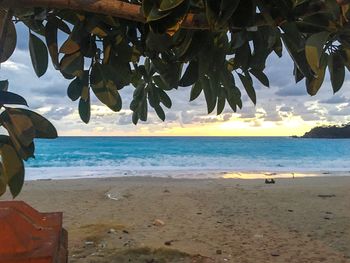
[56,135,296,138]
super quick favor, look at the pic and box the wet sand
[1,175,350,262]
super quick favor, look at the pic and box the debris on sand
[153,219,165,226]
[318,194,336,198]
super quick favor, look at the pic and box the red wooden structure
[0,201,68,263]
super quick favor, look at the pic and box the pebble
[153,219,165,226]
[216,249,222,255]
[164,240,173,246]
[108,228,116,234]
[84,241,94,246]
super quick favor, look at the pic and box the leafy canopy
[1,0,350,196]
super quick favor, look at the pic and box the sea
[25,136,350,180]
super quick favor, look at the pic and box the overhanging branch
[0,0,209,29]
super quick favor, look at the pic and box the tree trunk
[0,0,208,29]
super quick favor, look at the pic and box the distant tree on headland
[301,123,350,138]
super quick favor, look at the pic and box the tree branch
[0,0,209,29]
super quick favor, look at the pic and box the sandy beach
[1,175,350,262]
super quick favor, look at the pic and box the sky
[2,24,350,136]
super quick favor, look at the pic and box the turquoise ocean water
[25,136,350,180]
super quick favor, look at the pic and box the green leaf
[249,69,269,88]
[85,15,109,37]
[146,5,172,22]
[218,0,240,28]
[50,16,71,34]
[202,77,216,114]
[67,77,83,101]
[90,63,122,112]
[60,51,84,77]
[132,111,139,125]
[273,37,283,58]
[0,11,17,63]
[59,37,80,55]
[217,94,225,115]
[231,31,247,50]
[0,80,8,91]
[238,73,256,105]
[153,75,171,90]
[282,34,313,80]
[19,109,58,139]
[3,108,57,140]
[0,143,24,198]
[1,109,36,148]
[79,96,91,124]
[293,63,304,83]
[305,31,330,73]
[159,89,172,108]
[179,60,199,87]
[328,52,345,94]
[139,97,148,121]
[306,55,327,96]
[0,165,7,196]
[159,0,186,11]
[29,33,48,77]
[234,43,251,70]
[45,20,59,69]
[155,105,166,121]
[0,91,28,106]
[152,58,182,89]
[190,81,203,101]
[148,84,160,108]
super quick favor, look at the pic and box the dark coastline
[295,124,350,139]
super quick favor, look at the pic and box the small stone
[164,240,173,246]
[216,249,222,255]
[163,189,170,193]
[271,252,280,257]
[123,230,129,234]
[153,219,165,226]
[85,241,94,246]
[288,209,294,212]
[324,216,331,220]
[108,228,116,234]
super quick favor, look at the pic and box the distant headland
[294,124,350,139]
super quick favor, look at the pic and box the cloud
[275,85,306,97]
[43,107,74,120]
[279,106,293,112]
[319,94,349,104]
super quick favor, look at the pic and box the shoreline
[2,176,350,262]
[26,167,350,181]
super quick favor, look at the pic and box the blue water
[25,137,350,180]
